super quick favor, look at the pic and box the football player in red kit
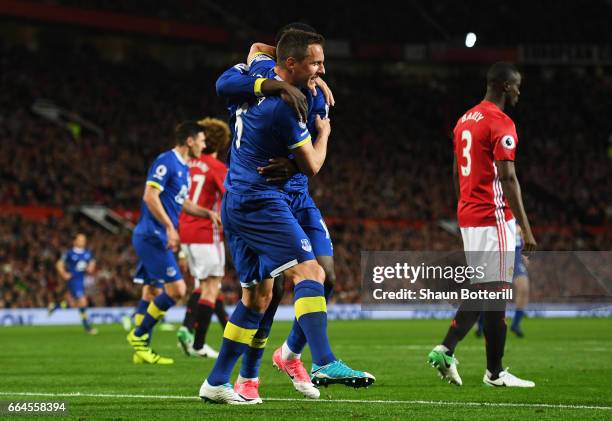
[177,117,230,358]
[428,62,537,388]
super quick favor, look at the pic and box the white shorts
[180,242,225,280]
[460,219,516,284]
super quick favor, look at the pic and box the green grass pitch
[1,318,611,420]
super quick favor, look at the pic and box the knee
[242,285,273,313]
[166,282,186,302]
[284,260,325,285]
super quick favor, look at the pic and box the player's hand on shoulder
[257,157,299,182]
[311,77,335,107]
[315,115,331,137]
[166,226,180,252]
[279,82,308,123]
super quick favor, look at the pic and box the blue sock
[287,280,334,354]
[134,293,175,337]
[208,302,264,386]
[512,309,525,329]
[79,307,91,331]
[134,299,149,328]
[294,280,335,366]
[239,300,279,379]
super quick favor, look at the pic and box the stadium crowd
[1,44,610,308]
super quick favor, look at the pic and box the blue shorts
[68,279,85,299]
[513,256,528,279]
[222,191,316,288]
[289,191,333,257]
[132,233,182,286]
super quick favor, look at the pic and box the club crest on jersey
[166,266,177,277]
[301,238,312,252]
[501,135,516,150]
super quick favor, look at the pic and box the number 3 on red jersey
[460,130,472,176]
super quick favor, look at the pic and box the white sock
[434,344,450,354]
[237,374,258,384]
[281,341,301,360]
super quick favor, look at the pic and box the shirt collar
[173,148,187,165]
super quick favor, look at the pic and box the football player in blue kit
[215,24,363,402]
[54,233,97,334]
[126,121,218,365]
[199,29,374,405]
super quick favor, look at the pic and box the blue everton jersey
[134,149,190,237]
[62,248,94,282]
[224,67,313,196]
[248,53,329,193]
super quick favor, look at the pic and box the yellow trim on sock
[148,302,166,320]
[251,336,268,349]
[223,321,257,345]
[134,314,144,327]
[294,296,327,320]
[79,311,88,320]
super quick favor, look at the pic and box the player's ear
[285,56,296,71]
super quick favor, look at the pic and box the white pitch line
[0,391,610,411]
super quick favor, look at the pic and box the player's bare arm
[143,184,179,251]
[182,198,222,228]
[292,115,331,177]
[86,260,96,274]
[495,160,537,251]
[56,260,71,281]
[248,42,276,63]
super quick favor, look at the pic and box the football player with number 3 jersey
[428,62,537,388]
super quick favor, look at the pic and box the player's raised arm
[495,160,536,251]
[291,115,331,177]
[247,42,276,64]
[216,64,307,122]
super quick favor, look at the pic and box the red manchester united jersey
[179,154,227,244]
[453,100,518,227]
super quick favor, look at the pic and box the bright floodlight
[465,32,477,48]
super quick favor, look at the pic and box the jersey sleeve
[216,63,267,99]
[146,154,173,191]
[248,52,276,78]
[491,117,519,161]
[274,102,312,150]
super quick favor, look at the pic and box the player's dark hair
[275,22,317,45]
[486,62,520,86]
[276,29,325,65]
[175,121,205,146]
